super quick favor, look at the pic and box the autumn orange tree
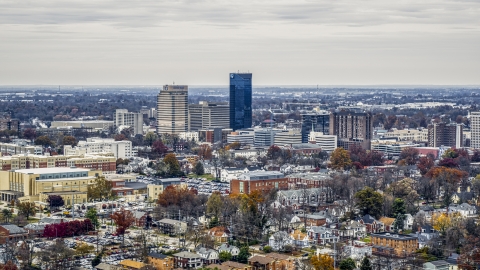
[197,144,213,160]
[157,186,196,207]
[110,207,135,245]
[311,254,334,270]
[163,153,182,176]
[431,212,463,236]
[329,147,352,171]
[426,166,467,207]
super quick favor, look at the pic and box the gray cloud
[0,0,479,84]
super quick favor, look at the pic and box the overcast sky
[1,0,479,86]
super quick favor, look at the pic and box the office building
[0,118,20,132]
[0,142,43,156]
[428,123,463,148]
[114,109,143,135]
[64,137,133,159]
[189,102,229,131]
[384,128,428,142]
[229,73,252,131]
[471,112,480,149]
[0,167,102,204]
[308,132,337,152]
[230,171,288,195]
[329,110,373,150]
[301,112,330,143]
[199,128,232,144]
[227,130,255,146]
[274,130,302,146]
[157,85,189,135]
[0,153,116,174]
[254,128,280,147]
[51,120,114,132]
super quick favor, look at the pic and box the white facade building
[64,138,133,159]
[178,132,199,142]
[308,132,337,152]
[114,109,144,135]
[470,112,480,149]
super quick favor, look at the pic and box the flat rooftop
[237,171,285,181]
[14,167,90,174]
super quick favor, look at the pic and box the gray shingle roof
[0,224,27,234]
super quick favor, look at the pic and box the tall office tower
[189,101,230,131]
[113,109,144,135]
[301,112,330,143]
[157,85,189,135]
[469,112,480,149]
[229,73,252,131]
[329,110,373,150]
[428,122,463,148]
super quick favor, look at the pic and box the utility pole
[333,241,336,269]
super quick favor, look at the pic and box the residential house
[290,230,310,248]
[276,188,328,210]
[343,241,372,261]
[404,214,414,230]
[415,224,439,249]
[248,253,295,270]
[173,251,203,269]
[195,247,219,265]
[118,259,146,269]
[218,244,240,259]
[95,263,121,270]
[156,219,187,235]
[423,260,451,270]
[451,186,475,204]
[148,252,175,270]
[308,226,339,245]
[208,226,230,243]
[338,220,367,239]
[371,232,418,257]
[299,214,327,227]
[357,214,384,233]
[379,217,395,232]
[268,231,293,251]
[133,211,147,227]
[208,261,252,270]
[448,203,477,218]
[0,224,28,244]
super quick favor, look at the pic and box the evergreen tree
[360,256,372,270]
[392,198,406,232]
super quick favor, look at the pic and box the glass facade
[229,73,252,130]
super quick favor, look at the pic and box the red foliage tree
[438,158,459,168]
[110,208,135,243]
[399,147,419,165]
[417,156,435,175]
[157,186,196,207]
[426,167,468,206]
[43,219,94,238]
[114,134,127,141]
[152,140,168,157]
[0,260,18,270]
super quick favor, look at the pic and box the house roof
[0,224,27,234]
[119,259,145,269]
[249,255,274,265]
[209,226,230,237]
[291,230,307,240]
[357,214,377,224]
[148,252,170,260]
[266,253,291,260]
[173,251,202,259]
[379,217,395,226]
[222,261,251,269]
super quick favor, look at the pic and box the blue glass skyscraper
[229,73,252,130]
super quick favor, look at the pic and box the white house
[195,247,219,265]
[268,231,293,251]
[217,244,240,258]
[448,203,477,218]
[290,230,310,248]
[308,226,339,245]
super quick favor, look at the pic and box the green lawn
[361,236,371,243]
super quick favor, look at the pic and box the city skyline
[1,0,479,85]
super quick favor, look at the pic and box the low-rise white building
[179,132,199,142]
[64,137,133,159]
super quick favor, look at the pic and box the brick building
[230,171,288,195]
[371,232,418,257]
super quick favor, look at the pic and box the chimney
[467,186,471,192]
[457,186,461,193]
